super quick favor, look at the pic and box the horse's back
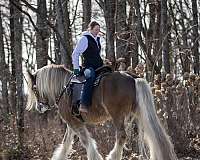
[101,71,137,110]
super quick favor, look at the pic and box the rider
[72,21,103,113]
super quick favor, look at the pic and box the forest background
[0,0,200,159]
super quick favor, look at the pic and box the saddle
[67,66,112,121]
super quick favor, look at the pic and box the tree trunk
[14,0,24,152]
[82,0,91,31]
[161,0,170,73]
[51,0,61,64]
[127,0,138,69]
[103,0,116,65]
[36,0,48,69]
[178,0,190,73]
[56,0,72,68]
[153,1,162,71]
[146,1,156,67]
[9,0,24,154]
[116,0,131,68]
[0,9,9,116]
[62,0,73,68]
[133,0,160,79]
[191,0,199,75]
[116,0,127,59]
[9,0,17,115]
[146,1,159,78]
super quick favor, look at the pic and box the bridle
[55,73,74,104]
[32,73,74,113]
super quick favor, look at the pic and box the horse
[26,64,177,160]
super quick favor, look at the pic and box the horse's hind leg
[51,125,74,160]
[76,126,103,160]
[106,120,126,160]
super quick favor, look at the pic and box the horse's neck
[47,73,68,99]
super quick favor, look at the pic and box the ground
[0,111,199,160]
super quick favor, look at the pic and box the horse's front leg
[51,124,74,160]
[76,126,103,160]
[106,121,127,160]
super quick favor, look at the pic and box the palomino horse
[26,64,177,160]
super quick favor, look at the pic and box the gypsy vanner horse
[26,64,177,160]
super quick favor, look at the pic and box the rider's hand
[73,69,80,76]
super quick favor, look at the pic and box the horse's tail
[134,78,177,160]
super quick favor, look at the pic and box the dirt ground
[0,111,200,160]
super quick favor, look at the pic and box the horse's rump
[80,71,137,123]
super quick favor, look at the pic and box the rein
[55,73,74,105]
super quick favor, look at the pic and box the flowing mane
[26,64,71,110]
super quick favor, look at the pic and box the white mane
[26,65,71,110]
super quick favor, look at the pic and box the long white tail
[135,78,177,160]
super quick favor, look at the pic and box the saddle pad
[71,83,84,105]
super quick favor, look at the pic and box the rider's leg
[80,67,96,112]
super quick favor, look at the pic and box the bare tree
[153,1,162,70]
[102,0,116,64]
[82,0,91,31]
[127,0,138,69]
[9,0,24,154]
[9,0,17,115]
[0,9,9,116]
[133,0,161,81]
[169,1,186,74]
[177,0,190,73]
[14,1,24,152]
[161,0,170,73]
[62,0,73,67]
[36,0,49,69]
[56,0,72,68]
[116,0,130,67]
[191,0,199,75]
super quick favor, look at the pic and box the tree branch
[10,0,40,34]
[20,0,38,12]
[95,0,104,9]
[70,0,80,26]
[47,55,56,64]
[12,0,70,61]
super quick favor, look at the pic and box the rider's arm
[72,36,88,69]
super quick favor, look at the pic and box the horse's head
[26,65,70,113]
[26,69,52,113]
